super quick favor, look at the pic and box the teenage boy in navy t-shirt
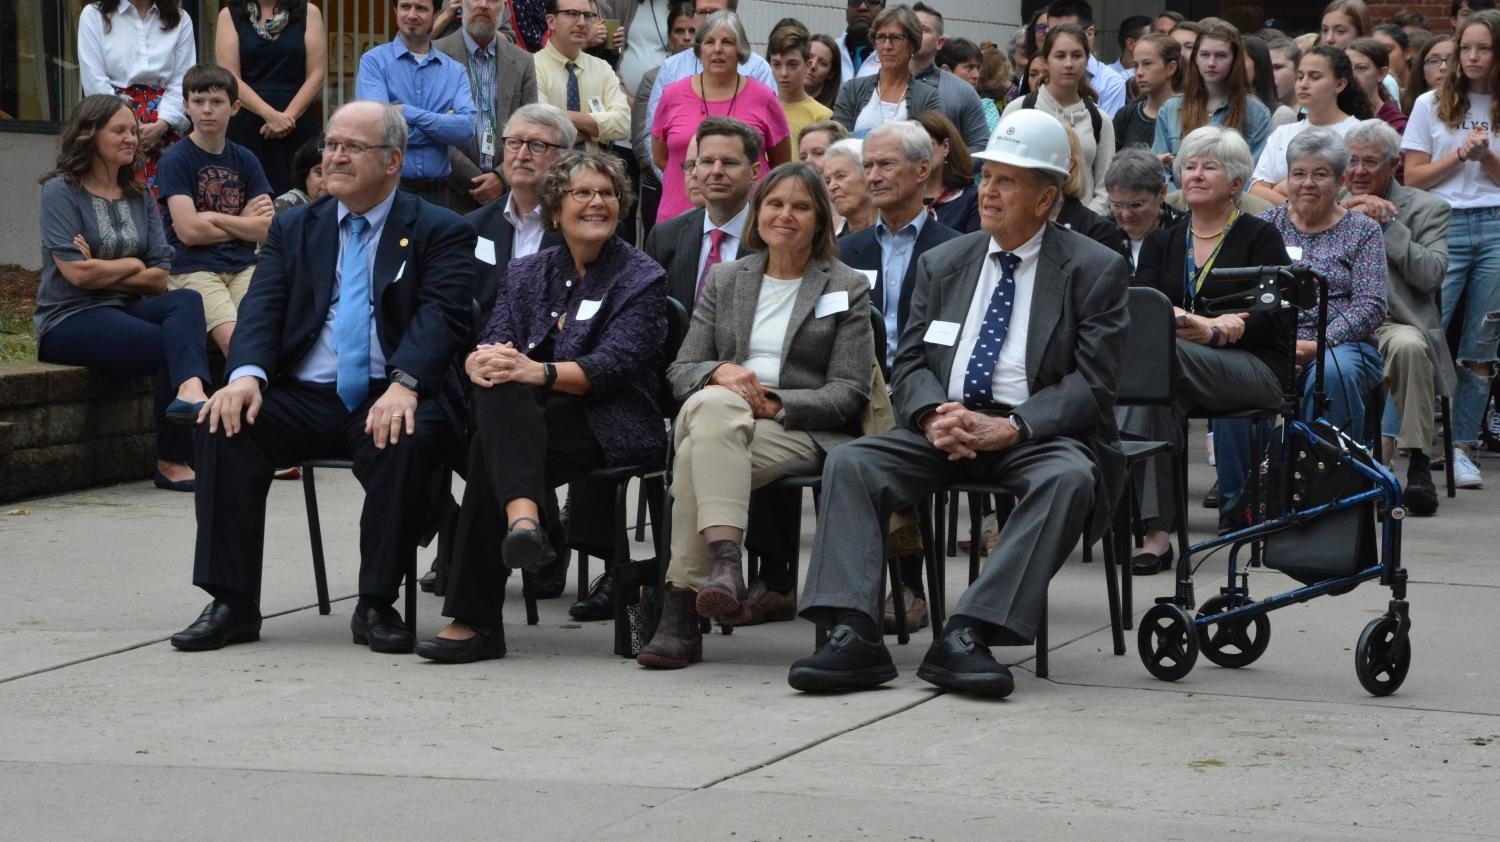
[158,64,274,356]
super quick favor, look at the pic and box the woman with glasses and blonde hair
[1401,9,1500,489]
[417,151,668,663]
[638,162,874,668]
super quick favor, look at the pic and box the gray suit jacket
[892,225,1130,541]
[1383,182,1455,397]
[668,252,875,451]
[832,74,942,135]
[434,31,538,211]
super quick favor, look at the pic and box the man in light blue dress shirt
[357,0,478,207]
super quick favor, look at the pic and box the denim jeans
[1441,207,1500,445]
[1215,342,1384,512]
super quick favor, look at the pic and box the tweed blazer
[481,236,668,467]
[668,252,875,452]
[831,74,942,135]
[1380,182,1456,397]
[892,225,1130,541]
[434,31,538,210]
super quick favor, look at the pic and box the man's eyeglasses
[565,187,621,203]
[553,8,599,21]
[694,156,747,171]
[680,158,697,172]
[318,139,392,156]
[503,136,565,155]
[847,0,884,8]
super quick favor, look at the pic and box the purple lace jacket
[481,237,668,467]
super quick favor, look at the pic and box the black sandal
[502,516,555,572]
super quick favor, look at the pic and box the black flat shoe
[502,517,554,572]
[1202,481,1220,509]
[164,398,205,425]
[568,573,614,621]
[787,624,898,693]
[915,627,1015,698]
[415,624,507,663]
[529,551,571,599]
[1130,546,1174,576]
[170,600,261,651]
[351,604,415,654]
[153,470,195,493]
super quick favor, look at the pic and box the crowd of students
[30,0,1500,698]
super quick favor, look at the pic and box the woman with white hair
[652,11,791,222]
[822,138,876,236]
[1129,125,1294,562]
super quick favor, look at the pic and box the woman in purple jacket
[417,151,668,663]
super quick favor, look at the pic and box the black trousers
[38,290,210,465]
[192,380,454,607]
[442,382,605,626]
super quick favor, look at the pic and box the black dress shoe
[1130,546,1174,576]
[415,624,507,663]
[1202,480,1219,509]
[787,624,898,692]
[351,604,415,654]
[502,517,555,572]
[170,601,261,651]
[529,551,571,599]
[164,398,205,425]
[916,627,1015,698]
[1404,468,1439,517]
[568,573,614,620]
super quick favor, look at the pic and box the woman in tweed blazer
[638,162,875,669]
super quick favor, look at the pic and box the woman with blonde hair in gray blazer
[639,161,876,669]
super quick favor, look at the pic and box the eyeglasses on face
[318,139,392,156]
[873,33,909,46]
[695,156,748,171]
[847,0,884,7]
[565,187,621,203]
[1107,200,1152,213]
[553,8,599,21]
[503,136,565,155]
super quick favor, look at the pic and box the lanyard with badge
[1182,209,1240,309]
[465,50,497,160]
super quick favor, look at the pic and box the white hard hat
[972,109,1071,178]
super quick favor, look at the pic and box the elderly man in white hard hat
[788,109,1130,699]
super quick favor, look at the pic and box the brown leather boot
[637,585,702,669]
[695,539,747,619]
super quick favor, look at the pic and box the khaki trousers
[1376,322,1436,452]
[668,387,823,591]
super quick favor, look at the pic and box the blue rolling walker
[1138,264,1413,696]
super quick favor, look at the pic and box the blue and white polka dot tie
[962,251,1021,409]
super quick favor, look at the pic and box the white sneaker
[1453,448,1483,489]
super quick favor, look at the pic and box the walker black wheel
[1139,604,1198,682]
[1355,616,1410,696]
[1196,595,1271,669]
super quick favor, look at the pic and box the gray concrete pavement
[1,450,1497,840]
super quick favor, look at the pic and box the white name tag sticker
[474,237,497,265]
[576,299,603,321]
[924,320,960,346]
[588,96,606,114]
[393,260,405,282]
[815,291,849,318]
[858,268,878,289]
[1285,246,1303,261]
[480,128,496,158]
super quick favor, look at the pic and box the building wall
[0,131,58,271]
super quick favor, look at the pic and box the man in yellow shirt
[533,0,629,153]
[768,22,831,161]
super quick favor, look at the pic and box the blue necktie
[335,214,372,411]
[565,61,581,114]
[962,251,1022,409]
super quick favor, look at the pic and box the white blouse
[78,2,196,132]
[743,275,803,389]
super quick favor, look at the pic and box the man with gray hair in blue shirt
[357,0,478,207]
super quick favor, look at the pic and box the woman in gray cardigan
[638,163,875,669]
[831,5,941,139]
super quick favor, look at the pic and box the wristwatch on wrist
[542,362,559,389]
[1007,413,1031,443]
[390,369,419,392]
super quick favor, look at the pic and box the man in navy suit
[171,101,479,655]
[838,120,960,371]
[837,120,960,632]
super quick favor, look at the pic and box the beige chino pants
[667,387,823,591]
[1376,322,1437,452]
